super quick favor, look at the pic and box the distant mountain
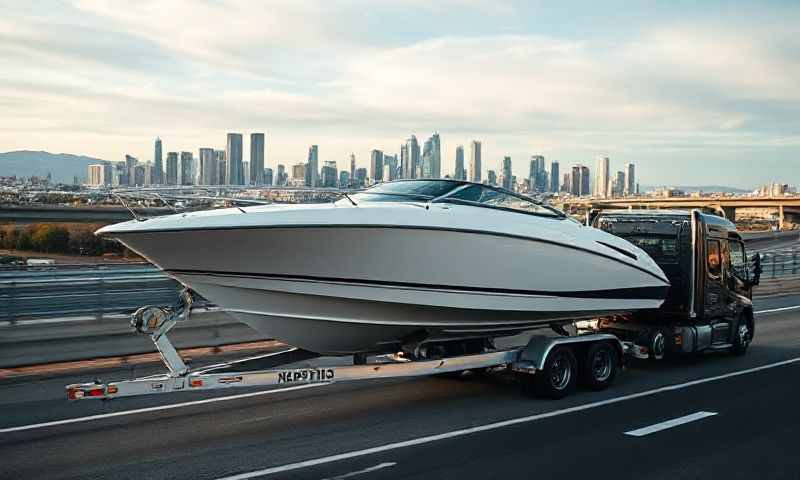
[641,185,751,194]
[0,150,111,183]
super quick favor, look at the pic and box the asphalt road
[1,294,799,480]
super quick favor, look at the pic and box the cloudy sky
[1,0,798,187]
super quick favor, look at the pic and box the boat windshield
[350,180,464,202]
[347,180,564,218]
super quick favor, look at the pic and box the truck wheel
[531,346,577,399]
[648,330,666,361]
[581,342,618,390]
[731,315,753,356]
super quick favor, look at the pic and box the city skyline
[0,2,798,188]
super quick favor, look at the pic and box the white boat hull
[111,223,668,354]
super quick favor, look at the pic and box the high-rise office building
[165,152,178,185]
[370,149,384,184]
[339,171,350,189]
[580,165,590,196]
[613,170,625,197]
[179,152,193,185]
[87,164,110,186]
[454,145,465,180]
[154,137,163,184]
[421,133,440,178]
[400,144,408,179]
[198,148,217,185]
[549,161,559,193]
[570,165,582,196]
[502,156,513,190]
[624,163,636,196]
[292,163,307,183]
[250,133,265,185]
[354,167,367,187]
[595,156,610,198]
[132,164,146,186]
[276,164,286,186]
[125,154,138,187]
[226,133,243,185]
[264,167,273,186]
[321,161,337,188]
[529,155,546,192]
[487,169,497,186]
[214,150,226,185]
[242,161,250,185]
[306,145,319,187]
[349,153,356,184]
[469,140,482,183]
[403,135,420,179]
[383,154,398,181]
[143,162,154,186]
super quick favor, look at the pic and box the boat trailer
[66,292,648,401]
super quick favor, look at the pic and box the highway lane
[0,295,799,480]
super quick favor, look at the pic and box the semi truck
[66,209,762,402]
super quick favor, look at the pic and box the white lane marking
[213,357,800,480]
[0,383,326,434]
[624,411,717,437]
[755,305,800,314]
[321,462,397,480]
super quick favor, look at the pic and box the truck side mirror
[750,253,762,287]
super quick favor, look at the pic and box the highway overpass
[561,196,800,228]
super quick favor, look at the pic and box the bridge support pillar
[721,206,736,223]
[779,204,785,231]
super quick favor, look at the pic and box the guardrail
[760,247,800,279]
[0,264,182,325]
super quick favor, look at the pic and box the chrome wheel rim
[651,332,666,359]
[591,350,612,382]
[550,356,572,390]
[738,324,750,347]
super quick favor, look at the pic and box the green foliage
[0,223,123,256]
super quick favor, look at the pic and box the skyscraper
[487,169,497,186]
[570,165,582,196]
[226,133,243,185]
[250,133,265,185]
[321,161,337,188]
[198,148,217,185]
[154,137,163,185]
[215,150,226,185]
[370,149,384,184]
[276,164,286,186]
[166,152,178,185]
[580,165,590,196]
[454,145,465,180]
[383,154,398,181]
[349,153,356,184]
[550,161,560,193]
[624,162,636,196]
[179,151,193,185]
[529,155,546,192]
[502,156,512,190]
[264,167,273,186]
[125,154,137,187]
[242,161,250,185]
[306,145,319,187]
[469,140,482,183]
[403,135,420,179]
[595,156,610,198]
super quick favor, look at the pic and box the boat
[96,179,670,355]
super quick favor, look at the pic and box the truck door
[727,240,752,300]
[704,238,726,318]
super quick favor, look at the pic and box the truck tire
[581,342,618,391]
[648,330,667,361]
[531,346,577,399]
[731,314,753,356]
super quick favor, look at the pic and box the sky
[0,0,798,188]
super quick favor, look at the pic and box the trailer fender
[517,334,623,372]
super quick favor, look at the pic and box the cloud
[0,1,798,186]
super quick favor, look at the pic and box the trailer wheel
[581,342,618,391]
[731,314,753,356]
[531,346,577,399]
[648,330,666,361]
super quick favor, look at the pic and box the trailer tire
[731,314,753,356]
[581,342,618,391]
[531,346,577,399]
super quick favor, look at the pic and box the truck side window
[730,241,746,278]
[707,240,721,279]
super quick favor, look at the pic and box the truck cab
[591,209,758,358]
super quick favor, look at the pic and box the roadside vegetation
[0,223,125,257]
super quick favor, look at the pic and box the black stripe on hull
[168,269,669,300]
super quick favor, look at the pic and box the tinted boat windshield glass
[440,184,561,217]
[350,180,463,202]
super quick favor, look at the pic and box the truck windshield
[615,235,680,263]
